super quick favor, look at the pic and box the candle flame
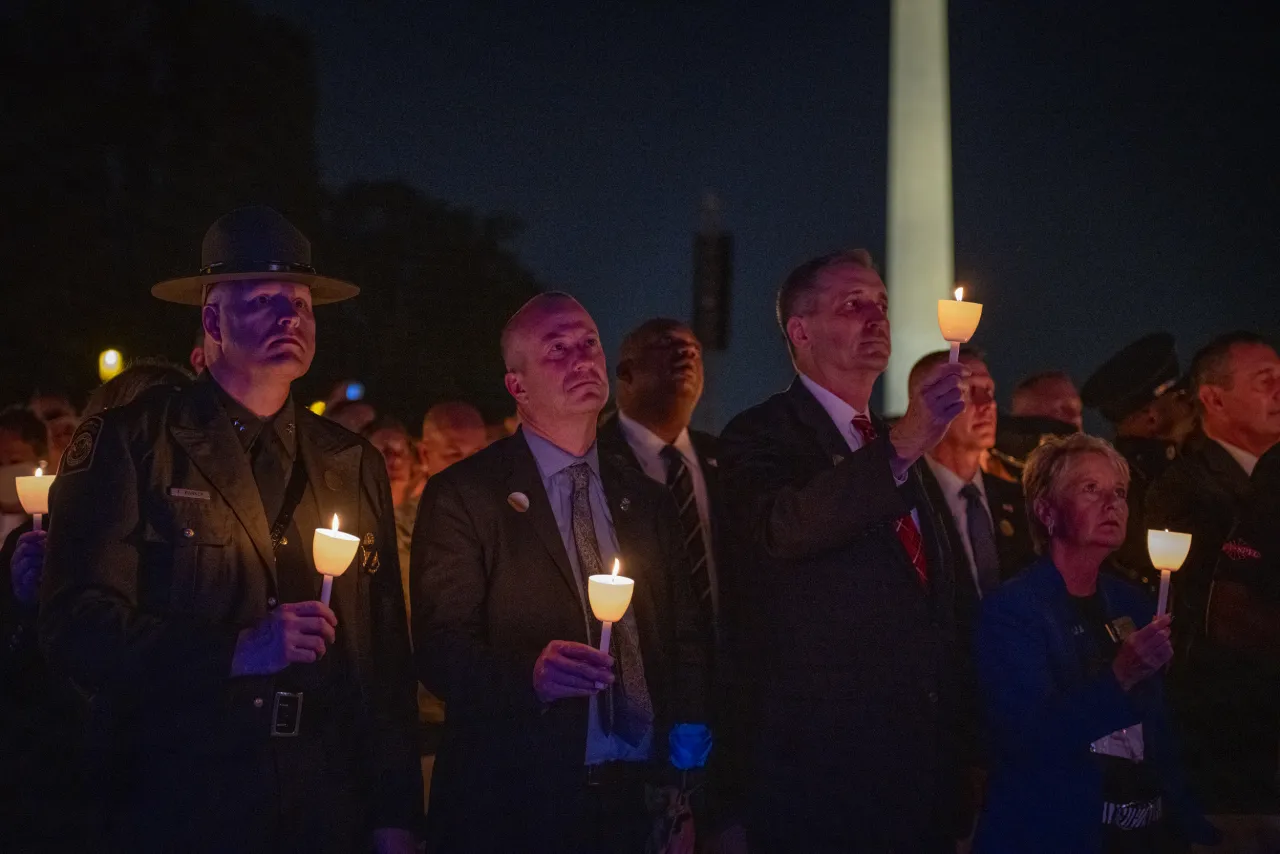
[611,558,620,577]
[331,513,339,532]
[34,467,43,478]
[954,286,964,301]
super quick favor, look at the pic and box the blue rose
[668,723,712,770]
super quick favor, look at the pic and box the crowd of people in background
[3,208,1280,854]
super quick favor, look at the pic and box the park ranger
[40,206,421,853]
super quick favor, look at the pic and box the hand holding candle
[588,558,635,653]
[1148,529,1192,617]
[937,286,983,363]
[313,513,359,606]
[16,467,55,531]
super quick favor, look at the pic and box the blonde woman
[973,434,1217,853]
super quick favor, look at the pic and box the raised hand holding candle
[1148,529,1192,618]
[314,513,359,606]
[588,558,634,653]
[937,286,983,363]
[16,467,55,532]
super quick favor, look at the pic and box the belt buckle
[270,691,303,737]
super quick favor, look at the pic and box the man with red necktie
[719,249,972,853]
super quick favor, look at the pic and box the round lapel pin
[507,492,530,513]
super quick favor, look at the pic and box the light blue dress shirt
[522,427,653,765]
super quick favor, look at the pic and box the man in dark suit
[910,348,1035,596]
[720,249,969,852]
[597,318,723,638]
[411,293,708,853]
[1203,445,1280,848]
[1147,331,1280,823]
[39,207,421,854]
[597,317,742,843]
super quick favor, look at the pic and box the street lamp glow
[98,349,124,382]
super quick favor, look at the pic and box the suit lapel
[169,382,277,583]
[506,431,582,603]
[785,378,854,463]
[600,459,641,572]
[787,378,948,594]
[1201,439,1252,499]
[919,462,972,594]
[597,414,645,475]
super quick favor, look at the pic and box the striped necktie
[660,444,713,626]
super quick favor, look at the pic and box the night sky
[253,0,1279,430]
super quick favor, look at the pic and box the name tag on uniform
[168,487,211,501]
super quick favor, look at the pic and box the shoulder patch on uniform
[60,416,103,474]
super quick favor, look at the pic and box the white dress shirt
[615,411,719,618]
[798,374,919,528]
[1211,437,1260,477]
[925,456,988,596]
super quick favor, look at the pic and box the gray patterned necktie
[960,483,1002,594]
[567,462,653,746]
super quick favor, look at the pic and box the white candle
[1148,529,1192,618]
[16,467,55,532]
[937,286,983,362]
[313,513,359,606]
[588,558,635,652]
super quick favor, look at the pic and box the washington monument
[885,0,954,414]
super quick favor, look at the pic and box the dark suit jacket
[974,559,1213,854]
[410,429,707,853]
[1145,434,1251,654]
[718,378,964,847]
[39,380,421,845]
[596,411,727,631]
[918,463,1035,613]
[1145,434,1254,811]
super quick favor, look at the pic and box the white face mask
[0,462,38,513]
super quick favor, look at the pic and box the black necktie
[660,445,713,624]
[251,424,288,525]
[960,483,1002,594]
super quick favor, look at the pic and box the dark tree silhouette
[0,1,542,421]
[313,181,540,422]
[0,0,320,403]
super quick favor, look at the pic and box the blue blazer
[973,558,1213,853]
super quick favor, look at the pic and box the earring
[1047,520,1055,537]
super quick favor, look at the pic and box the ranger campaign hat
[152,206,358,306]
[1081,332,1182,425]
[989,414,1079,473]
